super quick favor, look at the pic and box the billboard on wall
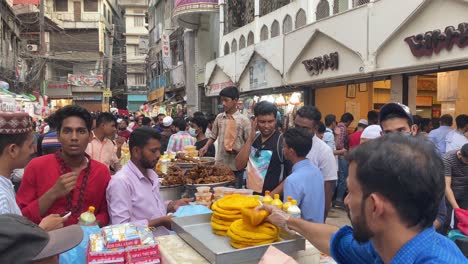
[174,0,218,15]
[68,74,104,87]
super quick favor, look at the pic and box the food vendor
[106,127,192,236]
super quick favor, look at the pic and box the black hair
[461,143,468,158]
[129,127,161,154]
[284,127,313,157]
[120,119,129,126]
[254,101,277,117]
[47,113,58,130]
[142,117,152,126]
[192,116,209,134]
[96,112,117,128]
[347,133,444,229]
[420,118,431,131]
[413,115,422,127]
[296,106,322,122]
[317,121,326,134]
[440,114,453,126]
[193,111,205,118]
[173,117,187,131]
[340,112,354,123]
[455,114,468,130]
[55,105,92,132]
[381,113,413,127]
[325,114,336,127]
[0,133,30,155]
[157,113,165,118]
[206,113,216,124]
[367,110,379,125]
[219,86,239,100]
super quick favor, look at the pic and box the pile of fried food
[210,194,280,249]
[186,165,235,185]
[157,166,185,187]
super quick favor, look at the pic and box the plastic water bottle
[79,206,97,226]
[287,200,301,219]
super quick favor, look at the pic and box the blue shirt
[0,176,22,215]
[283,159,324,223]
[428,126,453,155]
[331,226,467,263]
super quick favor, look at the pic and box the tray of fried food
[157,165,185,187]
[185,165,235,185]
[174,152,216,168]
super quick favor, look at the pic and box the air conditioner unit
[26,44,38,52]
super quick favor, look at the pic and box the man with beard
[261,134,465,263]
[106,127,192,236]
[17,105,110,227]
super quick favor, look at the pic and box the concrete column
[219,0,225,53]
[184,29,199,114]
[348,0,353,9]
[254,0,260,17]
[390,74,403,103]
[408,76,418,114]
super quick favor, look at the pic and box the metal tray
[172,213,305,264]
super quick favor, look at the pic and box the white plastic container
[287,200,301,219]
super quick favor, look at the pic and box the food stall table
[157,234,321,264]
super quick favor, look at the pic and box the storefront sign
[47,83,68,89]
[0,96,16,112]
[207,81,234,96]
[302,52,339,76]
[174,0,218,14]
[68,74,104,87]
[103,90,112,98]
[405,23,468,57]
[74,96,102,101]
[162,34,171,69]
[46,81,72,98]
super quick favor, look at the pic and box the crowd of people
[0,85,467,262]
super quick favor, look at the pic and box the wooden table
[157,234,321,264]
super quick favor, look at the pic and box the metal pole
[39,0,45,55]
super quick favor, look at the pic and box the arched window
[224,42,230,55]
[231,39,237,52]
[316,0,330,20]
[271,20,280,38]
[239,35,246,50]
[353,0,369,7]
[283,15,292,34]
[260,25,269,41]
[333,0,349,14]
[247,31,254,46]
[295,9,307,29]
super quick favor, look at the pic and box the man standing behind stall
[200,86,251,188]
[106,127,192,236]
[235,101,291,195]
[17,105,110,227]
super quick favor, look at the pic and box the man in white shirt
[294,106,338,219]
[445,114,468,153]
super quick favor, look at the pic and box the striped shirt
[0,176,22,215]
[443,150,468,199]
[166,131,196,153]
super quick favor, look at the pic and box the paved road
[325,207,351,227]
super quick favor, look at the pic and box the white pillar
[390,75,403,103]
[219,0,225,54]
[408,76,418,114]
[348,0,353,9]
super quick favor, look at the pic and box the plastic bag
[173,205,212,217]
[59,225,100,264]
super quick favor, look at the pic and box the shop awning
[21,94,37,101]
[128,94,148,102]
[0,88,16,96]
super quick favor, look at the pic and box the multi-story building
[13,0,125,112]
[205,0,468,126]
[119,0,148,112]
[147,0,219,116]
[0,0,22,91]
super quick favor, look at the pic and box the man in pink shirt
[86,113,124,172]
[106,127,191,236]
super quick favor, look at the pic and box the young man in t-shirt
[236,101,291,195]
[190,116,215,157]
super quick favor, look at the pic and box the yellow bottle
[262,191,273,205]
[282,196,293,212]
[271,194,283,209]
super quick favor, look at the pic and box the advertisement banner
[175,0,218,12]
[161,33,171,69]
[148,87,165,102]
[68,74,104,87]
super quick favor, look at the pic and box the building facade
[120,0,148,112]
[205,0,468,127]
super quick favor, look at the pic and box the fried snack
[241,208,269,226]
[216,195,260,210]
[227,219,280,249]
[157,165,185,186]
[213,230,227,236]
[185,164,236,184]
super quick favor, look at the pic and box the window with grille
[295,9,307,29]
[239,35,246,49]
[316,0,330,20]
[134,17,144,27]
[271,20,280,38]
[231,39,237,52]
[224,42,230,55]
[55,0,68,11]
[84,0,98,12]
[283,15,292,34]
[135,74,145,85]
[247,32,254,46]
[260,25,269,41]
[353,0,369,7]
[333,0,349,14]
